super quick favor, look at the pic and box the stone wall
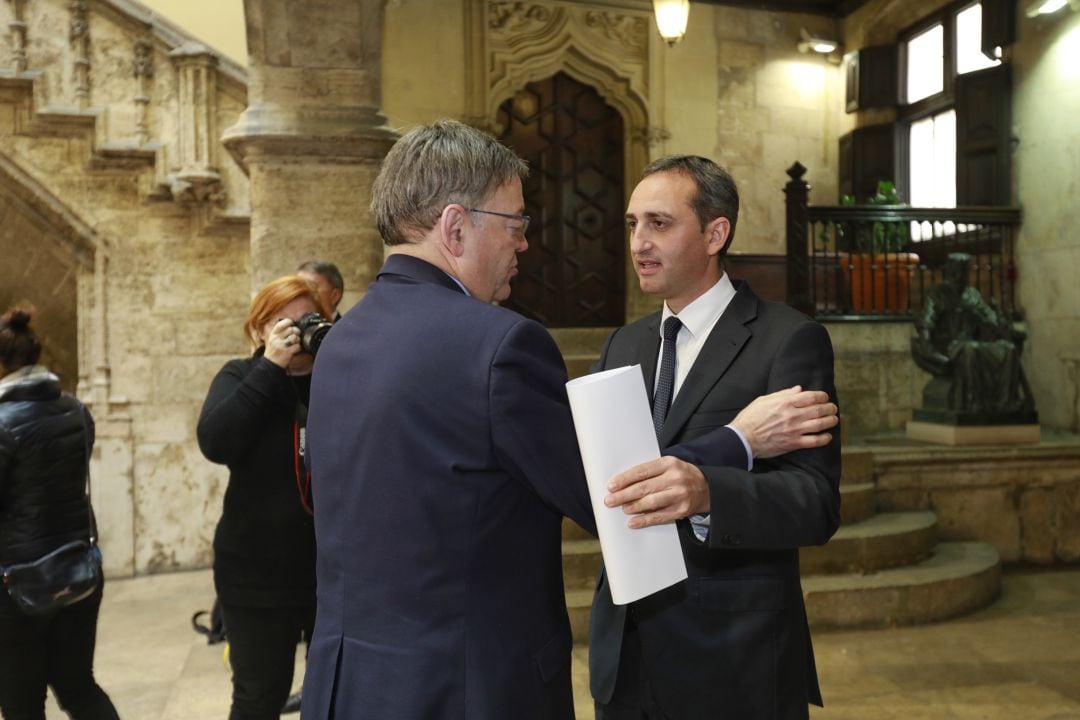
[826,322,927,436]
[0,0,252,576]
[869,440,1080,564]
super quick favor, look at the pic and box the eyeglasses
[467,208,531,236]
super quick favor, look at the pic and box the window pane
[909,110,957,240]
[956,3,1000,74]
[907,24,944,103]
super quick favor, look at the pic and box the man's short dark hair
[297,260,344,293]
[641,155,739,255]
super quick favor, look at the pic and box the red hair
[243,276,331,351]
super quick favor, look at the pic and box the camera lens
[296,313,333,356]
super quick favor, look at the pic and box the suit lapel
[659,282,758,448]
[637,315,662,407]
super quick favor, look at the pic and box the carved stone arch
[466,0,667,321]
[486,44,650,186]
[468,0,661,185]
[0,153,108,404]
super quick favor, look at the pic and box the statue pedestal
[906,420,1041,446]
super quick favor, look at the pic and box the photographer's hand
[265,317,301,369]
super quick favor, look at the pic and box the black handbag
[1,405,103,616]
[2,540,102,615]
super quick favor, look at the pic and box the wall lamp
[797,28,840,55]
[1026,0,1080,15]
[653,0,690,46]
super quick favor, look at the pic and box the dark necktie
[652,316,682,439]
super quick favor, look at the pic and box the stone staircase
[549,328,1003,642]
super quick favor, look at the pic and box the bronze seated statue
[911,253,1037,425]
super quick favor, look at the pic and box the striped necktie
[652,316,682,439]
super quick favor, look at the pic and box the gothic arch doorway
[498,72,626,327]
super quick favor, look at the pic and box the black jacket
[197,355,316,608]
[0,367,95,566]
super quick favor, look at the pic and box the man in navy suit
[302,122,837,720]
[589,156,842,720]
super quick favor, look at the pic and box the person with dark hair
[589,155,841,720]
[296,261,344,321]
[197,276,331,720]
[0,305,121,720]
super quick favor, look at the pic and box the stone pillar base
[906,420,1041,446]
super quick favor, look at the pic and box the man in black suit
[302,121,835,719]
[590,155,842,720]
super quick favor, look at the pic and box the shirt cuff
[725,424,754,471]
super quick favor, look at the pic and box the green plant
[857,180,909,253]
[819,180,909,253]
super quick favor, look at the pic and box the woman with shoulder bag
[197,276,330,720]
[0,306,120,720]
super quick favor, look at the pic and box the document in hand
[566,365,688,605]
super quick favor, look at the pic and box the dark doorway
[498,72,626,327]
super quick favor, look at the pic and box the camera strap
[293,401,313,516]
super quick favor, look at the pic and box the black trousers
[221,601,315,720]
[0,580,120,720]
[594,619,670,720]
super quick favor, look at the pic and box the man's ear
[438,204,468,258]
[705,217,731,257]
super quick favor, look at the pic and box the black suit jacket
[589,280,841,720]
[302,255,596,720]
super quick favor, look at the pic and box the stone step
[549,327,612,357]
[562,538,602,591]
[802,511,937,574]
[566,588,593,644]
[840,481,876,525]
[840,447,874,485]
[803,541,1002,629]
[563,519,595,542]
[564,355,596,381]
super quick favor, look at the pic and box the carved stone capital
[221,104,397,171]
[630,125,672,147]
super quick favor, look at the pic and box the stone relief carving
[583,11,647,52]
[630,125,672,148]
[133,38,153,144]
[69,0,90,108]
[6,0,29,73]
[133,37,153,79]
[488,2,554,33]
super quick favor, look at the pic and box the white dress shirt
[655,274,753,540]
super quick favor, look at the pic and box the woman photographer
[197,276,330,720]
[0,306,120,720]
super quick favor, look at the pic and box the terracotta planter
[838,252,920,313]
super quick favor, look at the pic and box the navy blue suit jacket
[589,281,842,720]
[302,255,596,720]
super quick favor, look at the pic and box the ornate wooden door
[498,72,625,326]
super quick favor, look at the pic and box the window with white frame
[903,1,1003,239]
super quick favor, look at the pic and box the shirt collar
[660,273,736,340]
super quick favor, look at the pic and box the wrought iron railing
[784,163,1022,321]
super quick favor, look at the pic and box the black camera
[295,312,333,356]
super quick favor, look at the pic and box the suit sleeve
[701,320,841,550]
[596,326,749,471]
[490,319,597,536]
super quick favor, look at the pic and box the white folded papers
[566,365,687,605]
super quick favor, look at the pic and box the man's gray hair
[371,119,529,246]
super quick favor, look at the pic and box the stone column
[222,0,395,301]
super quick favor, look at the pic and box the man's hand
[604,456,709,529]
[730,385,838,459]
